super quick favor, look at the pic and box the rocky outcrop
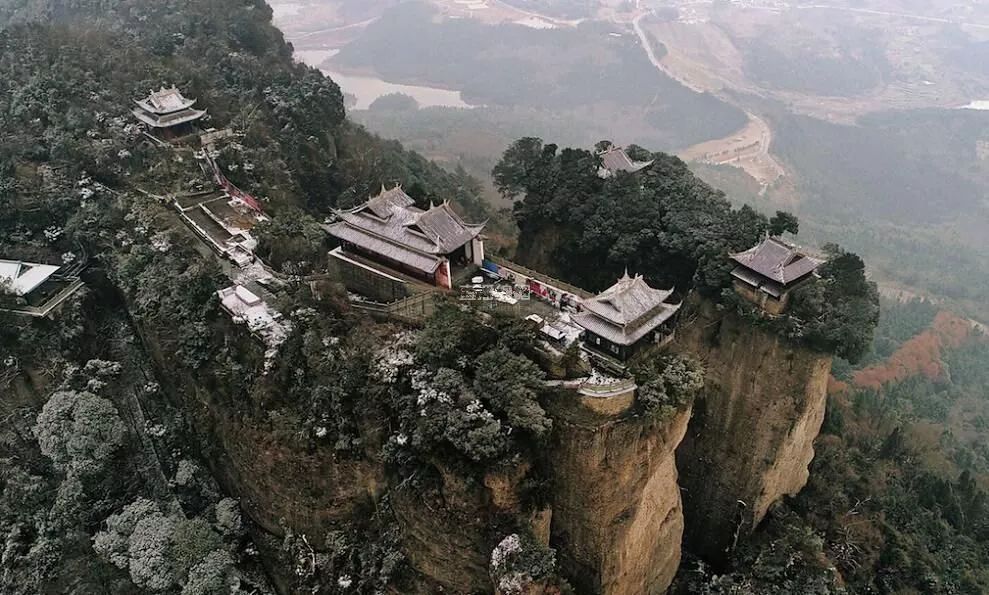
[391,460,550,594]
[547,395,691,594]
[675,299,832,561]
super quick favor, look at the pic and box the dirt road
[631,12,784,188]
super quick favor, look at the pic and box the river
[293,49,474,110]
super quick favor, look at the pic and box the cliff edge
[675,298,832,561]
[548,393,691,594]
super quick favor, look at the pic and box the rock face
[392,460,549,594]
[676,300,832,561]
[548,396,691,594]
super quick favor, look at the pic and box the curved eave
[132,108,207,128]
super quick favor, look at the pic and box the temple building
[597,146,654,178]
[0,260,60,297]
[0,258,84,318]
[574,272,681,361]
[132,86,207,139]
[730,237,824,314]
[325,186,486,294]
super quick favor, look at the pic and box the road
[632,12,705,94]
[631,11,784,188]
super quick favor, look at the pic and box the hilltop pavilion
[597,146,654,178]
[730,236,824,314]
[325,185,486,290]
[574,272,681,361]
[132,86,207,139]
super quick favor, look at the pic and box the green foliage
[390,305,551,467]
[181,549,235,595]
[674,515,843,594]
[93,498,237,593]
[253,206,325,273]
[787,249,881,363]
[490,532,560,594]
[473,347,552,439]
[769,210,799,236]
[631,354,705,418]
[495,137,770,293]
[833,297,939,376]
[413,305,496,370]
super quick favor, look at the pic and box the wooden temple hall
[325,186,486,297]
[730,236,824,314]
[574,272,682,361]
[132,86,207,139]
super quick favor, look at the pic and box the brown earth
[675,298,833,561]
[547,396,691,595]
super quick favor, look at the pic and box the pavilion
[730,237,824,314]
[574,272,681,361]
[325,186,486,293]
[132,86,207,139]
[597,146,654,178]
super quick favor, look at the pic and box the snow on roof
[0,260,60,297]
[573,272,681,346]
[598,146,653,177]
[217,285,291,349]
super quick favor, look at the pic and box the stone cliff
[547,394,691,594]
[128,285,830,592]
[675,299,832,561]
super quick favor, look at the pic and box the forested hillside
[675,301,989,594]
[1,1,987,594]
[0,0,490,592]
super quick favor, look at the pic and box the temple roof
[574,272,681,346]
[133,86,206,128]
[598,146,653,177]
[730,237,824,286]
[0,259,60,297]
[327,185,485,260]
[134,86,198,114]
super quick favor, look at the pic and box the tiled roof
[599,147,653,176]
[133,86,206,128]
[730,237,824,285]
[132,107,207,128]
[134,87,197,115]
[574,272,681,346]
[327,185,485,265]
[325,222,444,274]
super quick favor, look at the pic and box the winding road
[630,11,784,189]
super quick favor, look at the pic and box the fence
[350,291,439,326]
[576,377,637,398]
[484,256,594,299]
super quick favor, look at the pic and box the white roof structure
[574,272,681,346]
[217,285,291,347]
[597,146,654,178]
[133,86,207,128]
[0,260,60,297]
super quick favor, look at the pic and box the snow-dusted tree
[182,549,236,595]
[33,390,126,475]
